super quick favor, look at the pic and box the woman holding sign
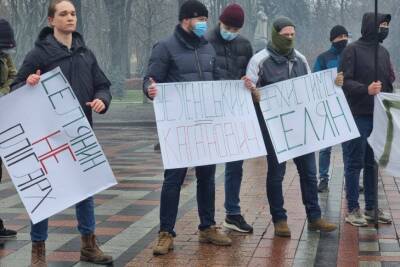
[11,0,112,266]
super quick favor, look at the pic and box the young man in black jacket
[205,3,254,233]
[11,0,112,265]
[340,12,393,227]
[143,0,231,256]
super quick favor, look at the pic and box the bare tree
[7,0,49,66]
[131,0,175,77]
[71,0,83,33]
[1,0,399,93]
[103,0,134,96]
[81,1,111,74]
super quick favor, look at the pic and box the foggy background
[1,0,399,102]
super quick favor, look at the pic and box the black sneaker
[0,220,17,238]
[318,179,329,193]
[223,215,253,233]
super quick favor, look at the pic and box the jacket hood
[0,18,16,49]
[361,12,391,41]
[35,27,86,57]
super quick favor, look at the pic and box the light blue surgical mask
[192,21,208,37]
[220,27,239,41]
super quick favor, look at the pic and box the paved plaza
[1,124,400,267]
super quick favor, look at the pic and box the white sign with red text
[0,68,117,223]
[153,80,267,169]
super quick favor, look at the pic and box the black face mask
[378,27,389,42]
[332,40,348,53]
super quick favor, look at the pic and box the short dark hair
[48,0,74,18]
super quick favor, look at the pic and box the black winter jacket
[339,13,393,116]
[205,25,253,80]
[143,25,219,98]
[11,27,111,125]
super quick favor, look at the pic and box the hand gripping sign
[153,80,267,169]
[0,67,117,224]
[258,69,360,163]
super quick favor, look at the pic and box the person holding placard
[11,0,113,266]
[340,12,393,227]
[246,17,337,237]
[143,0,232,256]
[205,3,256,234]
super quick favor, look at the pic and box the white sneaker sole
[223,221,252,233]
[345,217,368,227]
[364,215,392,224]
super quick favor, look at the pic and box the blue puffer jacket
[313,46,341,72]
[143,24,219,98]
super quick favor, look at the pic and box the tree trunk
[72,0,83,33]
[103,0,133,97]
[104,0,134,77]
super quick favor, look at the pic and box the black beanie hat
[273,17,295,32]
[179,0,208,21]
[0,18,16,49]
[330,25,348,42]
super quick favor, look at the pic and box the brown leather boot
[153,231,174,255]
[274,221,291,237]
[31,241,47,267]
[308,218,337,232]
[80,234,113,265]
[199,226,232,246]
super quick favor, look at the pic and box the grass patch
[113,90,144,103]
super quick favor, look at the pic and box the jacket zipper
[69,57,73,81]
[194,48,204,80]
[288,60,294,78]
[224,46,229,72]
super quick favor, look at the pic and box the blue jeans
[160,165,216,235]
[344,116,375,212]
[254,103,321,222]
[318,147,332,181]
[31,197,95,241]
[224,160,244,215]
[319,143,350,181]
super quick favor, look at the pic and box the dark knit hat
[0,18,16,49]
[273,17,295,32]
[219,4,245,28]
[179,0,208,21]
[330,25,348,41]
